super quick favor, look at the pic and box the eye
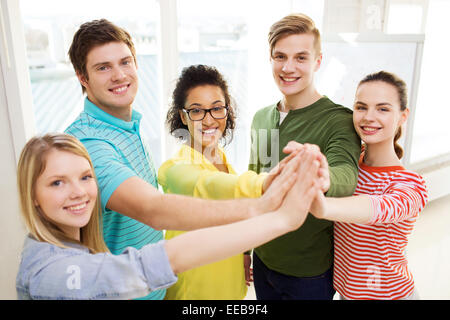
[355,105,367,111]
[97,65,109,71]
[51,180,62,187]
[379,107,390,112]
[297,56,307,61]
[190,108,203,115]
[211,106,224,112]
[82,174,93,181]
[273,54,285,61]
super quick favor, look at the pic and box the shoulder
[390,169,428,190]
[158,147,205,184]
[17,237,81,281]
[65,112,123,143]
[65,112,96,139]
[251,103,278,124]
[319,97,354,119]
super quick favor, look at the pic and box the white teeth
[202,129,216,134]
[67,203,86,211]
[362,126,379,132]
[281,77,298,82]
[112,85,127,93]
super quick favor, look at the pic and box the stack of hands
[244,141,330,286]
[261,140,329,222]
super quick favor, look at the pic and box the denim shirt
[16,236,177,300]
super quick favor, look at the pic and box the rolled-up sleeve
[368,183,428,225]
[159,160,266,200]
[26,240,177,300]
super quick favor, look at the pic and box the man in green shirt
[248,13,361,300]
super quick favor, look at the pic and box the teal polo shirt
[65,98,165,300]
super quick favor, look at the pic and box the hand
[244,254,253,286]
[278,148,321,230]
[309,189,328,219]
[262,148,302,194]
[284,141,330,193]
[317,152,330,193]
[254,151,303,215]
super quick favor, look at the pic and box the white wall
[0,0,33,299]
[0,86,26,299]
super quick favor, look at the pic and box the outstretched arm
[309,191,372,224]
[165,149,321,274]
[310,182,428,225]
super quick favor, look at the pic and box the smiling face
[353,81,409,148]
[180,85,228,151]
[78,41,138,121]
[34,149,98,241]
[271,33,322,102]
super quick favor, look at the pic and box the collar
[83,98,142,132]
[178,144,235,174]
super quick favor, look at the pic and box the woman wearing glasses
[159,65,271,300]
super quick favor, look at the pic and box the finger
[283,141,304,154]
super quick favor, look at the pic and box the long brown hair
[358,71,408,159]
[17,133,109,253]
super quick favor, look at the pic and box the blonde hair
[17,133,109,253]
[268,13,322,57]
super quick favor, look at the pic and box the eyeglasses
[182,106,229,121]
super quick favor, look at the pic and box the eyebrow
[355,101,393,107]
[90,55,134,69]
[188,100,224,108]
[45,169,93,180]
[272,50,311,56]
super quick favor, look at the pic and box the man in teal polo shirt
[65,19,295,300]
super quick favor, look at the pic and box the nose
[70,181,87,199]
[362,108,377,122]
[202,110,216,125]
[111,66,126,82]
[281,59,295,73]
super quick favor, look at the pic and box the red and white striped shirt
[334,157,428,300]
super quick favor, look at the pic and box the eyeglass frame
[182,106,229,121]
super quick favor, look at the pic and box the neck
[281,87,322,111]
[87,97,133,122]
[364,141,402,167]
[188,140,220,163]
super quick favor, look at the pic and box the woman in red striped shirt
[307,71,429,299]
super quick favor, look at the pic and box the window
[19,0,163,166]
[412,0,450,164]
[18,0,444,171]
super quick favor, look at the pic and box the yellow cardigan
[158,144,266,300]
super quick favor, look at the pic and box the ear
[314,53,323,72]
[33,199,39,207]
[179,110,188,126]
[76,71,89,91]
[400,108,410,126]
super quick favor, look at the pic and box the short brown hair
[268,13,321,57]
[68,19,137,93]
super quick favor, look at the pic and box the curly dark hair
[166,64,236,145]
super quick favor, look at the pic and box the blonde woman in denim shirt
[16,133,322,299]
